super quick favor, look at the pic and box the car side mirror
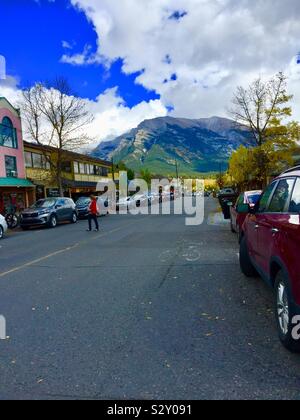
[55,204,62,209]
[248,204,258,214]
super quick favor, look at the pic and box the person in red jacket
[87,195,99,232]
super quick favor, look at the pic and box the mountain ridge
[93,116,254,176]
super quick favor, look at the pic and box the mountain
[93,116,255,176]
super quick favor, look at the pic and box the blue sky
[1,0,299,142]
[0,0,159,107]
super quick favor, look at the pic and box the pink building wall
[0,99,26,179]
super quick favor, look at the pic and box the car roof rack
[281,166,300,175]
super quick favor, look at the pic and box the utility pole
[175,159,179,182]
[112,157,115,182]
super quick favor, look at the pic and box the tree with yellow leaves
[229,72,299,188]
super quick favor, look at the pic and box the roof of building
[0,177,35,188]
[23,141,112,167]
[0,97,21,117]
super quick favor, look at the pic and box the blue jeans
[88,214,99,231]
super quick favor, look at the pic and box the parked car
[0,214,8,239]
[218,189,238,220]
[20,198,78,230]
[217,188,236,198]
[240,167,300,352]
[117,194,149,211]
[230,190,262,234]
[116,196,131,212]
[128,194,149,208]
[76,196,108,219]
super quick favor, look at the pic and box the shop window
[5,155,18,178]
[0,117,18,149]
[94,166,101,176]
[61,161,72,173]
[79,163,85,174]
[25,151,33,168]
[32,153,43,168]
[25,152,51,170]
[74,161,79,174]
[42,156,51,170]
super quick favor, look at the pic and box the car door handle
[271,228,280,234]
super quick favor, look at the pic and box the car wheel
[239,236,258,277]
[275,272,300,353]
[49,215,57,228]
[0,226,3,239]
[71,212,77,224]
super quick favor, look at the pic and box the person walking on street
[87,195,99,232]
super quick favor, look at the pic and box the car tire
[239,236,258,277]
[0,226,4,239]
[275,271,300,353]
[71,212,77,224]
[49,215,57,229]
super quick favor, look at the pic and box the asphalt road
[0,197,300,400]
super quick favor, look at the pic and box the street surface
[0,198,300,400]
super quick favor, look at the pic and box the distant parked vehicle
[218,188,238,220]
[218,188,236,198]
[0,214,8,239]
[116,194,149,211]
[240,166,300,352]
[229,190,262,235]
[76,196,108,219]
[116,196,131,212]
[20,198,78,230]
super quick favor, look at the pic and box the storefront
[64,180,97,202]
[0,178,35,215]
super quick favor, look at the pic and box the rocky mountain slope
[93,116,254,175]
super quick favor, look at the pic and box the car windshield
[76,197,91,205]
[31,199,56,209]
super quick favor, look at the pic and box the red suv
[240,167,300,352]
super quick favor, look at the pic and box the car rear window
[76,198,90,205]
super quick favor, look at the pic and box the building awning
[62,179,115,189]
[0,177,35,188]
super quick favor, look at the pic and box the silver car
[0,214,8,239]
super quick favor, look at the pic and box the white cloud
[0,76,22,104]
[60,44,97,66]
[0,78,166,145]
[86,87,167,145]
[3,0,300,146]
[70,0,300,120]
